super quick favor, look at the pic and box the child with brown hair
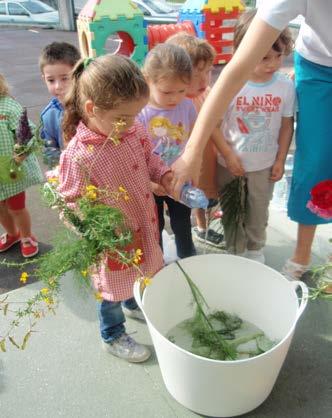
[0,74,43,257]
[216,9,295,262]
[166,33,224,247]
[138,43,197,259]
[59,54,172,362]
[39,42,80,165]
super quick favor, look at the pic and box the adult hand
[171,151,202,200]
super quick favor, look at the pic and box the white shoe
[246,250,265,264]
[282,258,310,281]
[102,333,151,363]
[122,306,145,321]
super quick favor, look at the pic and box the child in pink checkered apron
[58,55,172,363]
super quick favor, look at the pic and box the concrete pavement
[0,27,331,418]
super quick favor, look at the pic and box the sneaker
[20,236,39,258]
[282,258,310,281]
[246,250,265,264]
[102,333,151,363]
[123,306,145,321]
[193,227,224,248]
[0,233,20,252]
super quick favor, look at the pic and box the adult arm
[171,16,282,198]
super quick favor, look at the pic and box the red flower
[310,180,332,210]
[307,180,332,220]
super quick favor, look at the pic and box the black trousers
[154,194,196,259]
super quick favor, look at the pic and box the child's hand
[160,171,174,196]
[270,160,284,182]
[151,181,167,196]
[225,153,245,177]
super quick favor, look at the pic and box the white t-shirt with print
[257,0,332,67]
[218,72,295,172]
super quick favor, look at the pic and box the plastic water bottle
[180,184,209,209]
[271,154,294,211]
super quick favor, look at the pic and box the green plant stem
[175,261,236,360]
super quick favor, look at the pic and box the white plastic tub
[134,254,308,417]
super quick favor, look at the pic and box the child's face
[148,77,189,110]
[252,47,285,82]
[187,61,212,98]
[88,96,148,137]
[42,62,73,104]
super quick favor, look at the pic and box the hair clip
[83,57,94,69]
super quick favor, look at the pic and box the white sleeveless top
[257,0,332,67]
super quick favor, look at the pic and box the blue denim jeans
[97,297,138,343]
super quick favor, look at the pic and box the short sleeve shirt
[218,72,295,172]
[257,0,332,67]
[138,98,197,166]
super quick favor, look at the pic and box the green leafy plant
[174,261,279,361]
[219,176,247,254]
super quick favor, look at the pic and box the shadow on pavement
[0,242,52,293]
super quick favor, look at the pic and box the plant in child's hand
[0,177,149,352]
[219,177,247,254]
[0,120,154,351]
[9,108,43,180]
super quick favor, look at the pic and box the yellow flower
[118,186,130,201]
[143,277,151,286]
[44,297,53,305]
[20,272,29,284]
[86,185,97,192]
[85,184,98,201]
[47,176,58,184]
[132,248,143,265]
[87,144,94,153]
[86,191,97,201]
[114,119,127,129]
[81,270,88,277]
[118,186,127,193]
[94,292,103,302]
[40,288,49,295]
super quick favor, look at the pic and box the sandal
[193,227,224,248]
[282,258,310,281]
